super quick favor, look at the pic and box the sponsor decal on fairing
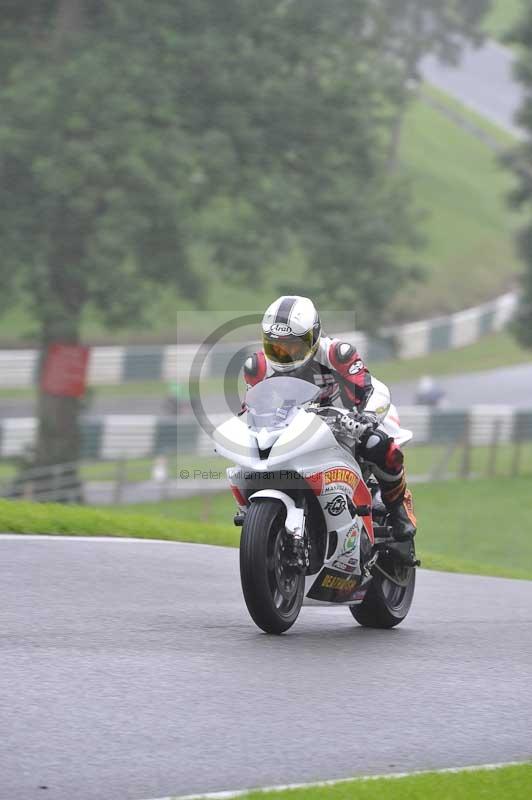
[324,495,347,516]
[331,560,357,573]
[342,522,360,553]
[307,568,361,602]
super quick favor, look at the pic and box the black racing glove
[337,410,378,442]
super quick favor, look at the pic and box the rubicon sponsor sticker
[324,468,359,494]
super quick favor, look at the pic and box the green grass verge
[0,498,238,547]
[484,0,524,41]
[406,441,532,480]
[222,764,532,800]
[393,96,520,320]
[129,477,532,581]
[421,83,516,148]
[376,331,532,383]
[1,476,531,581]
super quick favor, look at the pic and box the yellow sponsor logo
[324,468,359,492]
[321,574,358,592]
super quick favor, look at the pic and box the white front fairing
[216,408,374,606]
[215,406,350,468]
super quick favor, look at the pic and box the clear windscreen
[246,376,320,431]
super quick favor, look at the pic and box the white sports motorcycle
[214,376,417,634]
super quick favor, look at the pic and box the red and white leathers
[244,335,417,537]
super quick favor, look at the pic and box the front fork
[240,489,309,573]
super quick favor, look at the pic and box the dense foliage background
[2,0,523,468]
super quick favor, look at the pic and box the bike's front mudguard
[247,489,305,539]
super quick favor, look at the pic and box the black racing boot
[384,491,418,566]
[379,470,417,542]
[387,499,417,542]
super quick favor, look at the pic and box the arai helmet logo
[269,322,292,336]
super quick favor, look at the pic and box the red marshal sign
[41,343,91,398]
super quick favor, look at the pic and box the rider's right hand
[337,410,377,441]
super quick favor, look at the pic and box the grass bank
[484,0,524,41]
[394,95,519,320]
[1,477,531,581]
[0,498,238,548]
[226,764,532,800]
[376,330,532,383]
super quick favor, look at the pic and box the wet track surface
[1,536,531,800]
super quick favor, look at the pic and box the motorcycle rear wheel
[240,499,305,634]
[350,560,416,628]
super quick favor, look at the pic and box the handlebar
[309,405,377,444]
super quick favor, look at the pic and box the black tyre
[350,561,416,628]
[240,500,305,634]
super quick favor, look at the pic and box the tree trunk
[32,311,85,503]
[35,392,83,467]
[53,0,86,46]
[388,36,422,171]
[25,3,89,501]
[388,104,406,172]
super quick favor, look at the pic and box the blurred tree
[507,5,532,346]
[0,0,421,472]
[371,0,489,77]
[367,0,490,165]
[0,0,202,473]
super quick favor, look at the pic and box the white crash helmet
[261,295,321,373]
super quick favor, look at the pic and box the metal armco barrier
[0,291,518,388]
[1,406,532,461]
[2,406,531,504]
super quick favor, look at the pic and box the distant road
[421,41,523,137]
[1,362,531,419]
[390,362,532,409]
[201,363,532,413]
[1,536,531,800]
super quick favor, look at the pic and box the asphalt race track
[421,41,522,136]
[1,536,531,800]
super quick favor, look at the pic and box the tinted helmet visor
[263,329,314,366]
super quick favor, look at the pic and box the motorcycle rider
[243,295,417,543]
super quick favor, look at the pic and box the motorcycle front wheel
[240,499,305,634]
